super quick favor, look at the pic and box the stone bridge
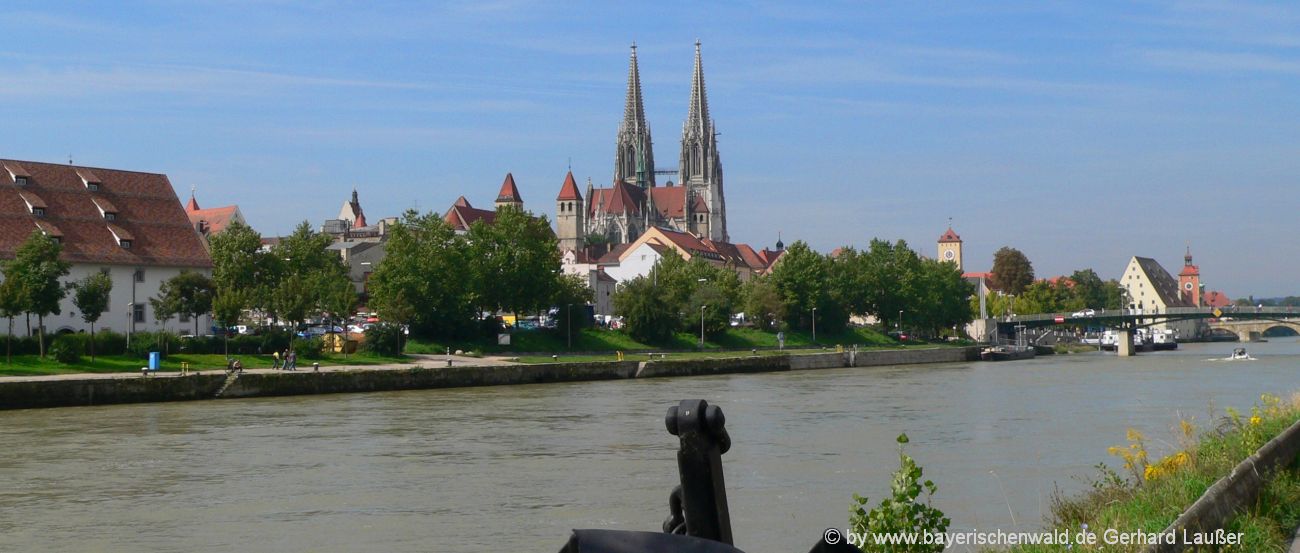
[1207,318,1300,342]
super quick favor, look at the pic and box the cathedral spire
[623,43,647,134]
[685,40,710,135]
[615,43,655,188]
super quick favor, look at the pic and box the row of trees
[365,208,590,340]
[613,239,977,344]
[980,246,1125,316]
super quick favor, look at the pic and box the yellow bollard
[616,351,624,361]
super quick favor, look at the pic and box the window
[120,239,132,249]
[134,269,144,282]
[104,212,116,221]
[87,183,100,192]
[179,312,190,323]
[14,177,26,186]
[133,304,145,323]
[31,207,44,217]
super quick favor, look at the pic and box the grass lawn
[1005,392,1300,552]
[0,352,411,377]
[404,325,955,358]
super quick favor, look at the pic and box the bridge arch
[1263,325,1300,338]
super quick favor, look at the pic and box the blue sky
[1,1,1298,295]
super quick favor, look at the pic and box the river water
[2,340,1298,552]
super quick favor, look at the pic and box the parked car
[888,330,911,342]
[1071,308,1096,317]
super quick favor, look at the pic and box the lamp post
[898,309,904,331]
[700,305,707,348]
[567,303,573,349]
[811,306,817,344]
[126,302,134,349]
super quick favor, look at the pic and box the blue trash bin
[148,352,160,371]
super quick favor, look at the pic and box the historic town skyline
[1,2,1297,294]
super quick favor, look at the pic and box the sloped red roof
[496,172,523,203]
[689,195,709,214]
[596,243,633,264]
[184,194,200,211]
[0,159,210,267]
[938,227,961,243]
[187,205,240,235]
[444,203,496,231]
[91,196,119,214]
[1203,290,1231,308]
[16,189,47,210]
[648,187,686,218]
[556,171,582,201]
[453,195,472,208]
[4,162,30,179]
[1179,263,1200,277]
[590,180,644,216]
[736,243,765,271]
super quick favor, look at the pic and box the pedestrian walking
[287,350,297,371]
[271,350,281,370]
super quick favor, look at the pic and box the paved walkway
[0,354,519,383]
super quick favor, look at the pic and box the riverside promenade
[0,346,980,410]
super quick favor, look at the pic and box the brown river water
[2,339,1298,552]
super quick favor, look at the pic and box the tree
[3,231,71,358]
[768,241,843,333]
[741,276,785,331]
[907,258,974,336]
[466,207,561,319]
[208,220,272,312]
[156,271,215,336]
[612,275,677,344]
[552,273,595,339]
[689,282,733,339]
[70,272,113,360]
[367,210,475,339]
[0,279,20,364]
[212,286,249,357]
[268,222,354,332]
[991,247,1034,295]
[317,272,358,341]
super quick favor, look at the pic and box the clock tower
[1178,246,1201,306]
[937,226,963,272]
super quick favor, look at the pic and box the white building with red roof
[184,191,247,242]
[1,158,213,335]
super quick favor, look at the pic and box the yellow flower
[1250,416,1262,426]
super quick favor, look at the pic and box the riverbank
[1005,393,1300,552]
[0,346,980,410]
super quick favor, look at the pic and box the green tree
[317,272,358,340]
[907,258,974,336]
[70,272,113,360]
[552,273,595,341]
[208,220,272,311]
[212,286,249,357]
[612,275,677,344]
[1068,269,1108,309]
[688,282,733,340]
[268,222,354,331]
[467,207,561,319]
[4,231,71,358]
[157,271,215,336]
[0,279,21,364]
[741,276,785,331]
[367,210,475,339]
[856,239,923,326]
[768,241,846,334]
[990,247,1034,295]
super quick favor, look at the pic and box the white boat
[1228,348,1253,361]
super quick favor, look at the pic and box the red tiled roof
[187,205,240,235]
[596,269,616,283]
[590,180,644,216]
[496,172,523,203]
[963,272,994,280]
[596,243,633,264]
[1203,290,1232,308]
[736,243,765,271]
[0,159,210,267]
[4,162,30,179]
[185,194,200,211]
[443,199,496,231]
[75,169,101,185]
[689,194,709,214]
[939,227,961,243]
[556,171,582,201]
[1179,264,1200,277]
[106,222,134,242]
[16,189,47,210]
[91,196,119,215]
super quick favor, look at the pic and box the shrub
[93,330,127,356]
[291,337,324,360]
[49,335,83,364]
[261,330,292,355]
[362,323,405,356]
[849,433,950,552]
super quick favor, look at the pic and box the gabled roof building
[0,158,212,335]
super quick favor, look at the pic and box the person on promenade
[272,350,281,370]
[286,350,297,371]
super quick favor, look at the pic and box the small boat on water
[1227,347,1253,361]
[1151,329,1178,351]
[980,345,1036,362]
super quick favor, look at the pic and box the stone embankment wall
[0,347,980,410]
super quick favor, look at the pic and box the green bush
[362,324,404,356]
[128,331,178,359]
[291,337,324,360]
[49,336,82,364]
[93,330,127,356]
[849,434,950,552]
[261,329,292,354]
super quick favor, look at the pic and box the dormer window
[77,169,102,191]
[14,176,26,186]
[120,239,132,249]
[32,207,45,217]
[105,212,117,221]
[87,182,100,192]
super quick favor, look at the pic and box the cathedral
[556,42,728,252]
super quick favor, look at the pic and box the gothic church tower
[678,41,726,241]
[615,44,655,188]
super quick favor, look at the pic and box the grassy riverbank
[0,352,410,377]
[1008,393,1300,552]
[406,326,939,356]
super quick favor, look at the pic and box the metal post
[811,307,817,344]
[700,305,707,348]
[664,399,733,544]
